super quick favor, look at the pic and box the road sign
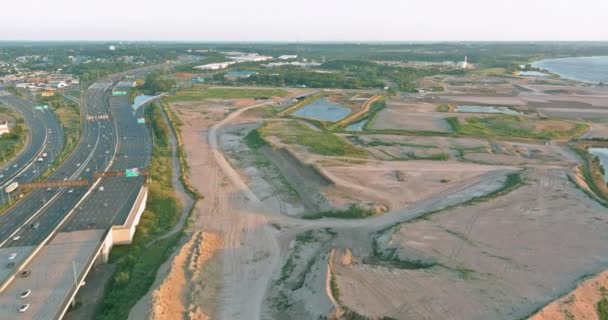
[137,118,145,124]
[125,168,140,177]
[34,106,43,110]
[43,105,49,109]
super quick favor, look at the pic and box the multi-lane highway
[0,93,63,202]
[0,83,116,248]
[0,69,158,318]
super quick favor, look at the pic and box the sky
[1,0,607,41]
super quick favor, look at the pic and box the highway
[0,93,64,201]
[0,68,157,318]
[0,83,116,248]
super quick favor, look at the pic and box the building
[224,71,258,81]
[194,61,237,70]
[226,53,273,62]
[0,119,10,136]
[458,56,469,69]
[278,55,298,60]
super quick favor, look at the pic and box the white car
[99,186,104,191]
[12,236,20,241]
[20,290,31,299]
[8,253,17,260]
[68,189,73,193]
[19,304,30,312]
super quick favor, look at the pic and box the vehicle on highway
[19,304,30,312]
[5,182,18,193]
[33,222,40,229]
[68,189,73,193]
[8,253,17,260]
[12,236,20,241]
[99,186,104,191]
[20,290,31,299]
[37,157,43,162]
[42,152,48,158]
[20,270,31,278]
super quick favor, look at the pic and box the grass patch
[302,204,376,220]
[244,128,267,149]
[168,87,288,101]
[447,115,588,140]
[95,104,181,320]
[260,120,367,158]
[0,106,26,166]
[362,100,386,130]
[38,94,81,175]
[598,299,608,320]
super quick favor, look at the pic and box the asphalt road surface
[0,93,63,202]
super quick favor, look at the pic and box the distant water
[455,105,521,115]
[589,148,608,183]
[345,119,368,131]
[293,97,351,122]
[533,56,608,84]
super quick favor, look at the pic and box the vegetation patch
[261,120,367,158]
[244,128,268,149]
[38,94,81,178]
[96,104,181,320]
[0,106,26,166]
[302,204,376,220]
[447,115,588,140]
[168,87,288,101]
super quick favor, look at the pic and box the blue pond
[293,97,351,122]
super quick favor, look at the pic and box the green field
[447,115,589,140]
[261,120,367,158]
[168,87,289,101]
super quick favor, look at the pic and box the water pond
[589,147,608,183]
[292,97,351,122]
[455,105,521,115]
[345,119,368,131]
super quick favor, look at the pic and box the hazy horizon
[1,0,607,41]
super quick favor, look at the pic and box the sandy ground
[338,168,608,320]
[132,94,520,320]
[141,99,283,320]
[530,270,608,320]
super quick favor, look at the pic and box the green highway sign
[112,91,127,96]
[34,106,43,110]
[137,118,145,124]
[125,168,140,177]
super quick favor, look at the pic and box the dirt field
[350,169,608,320]
[126,74,608,320]
[370,101,452,132]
